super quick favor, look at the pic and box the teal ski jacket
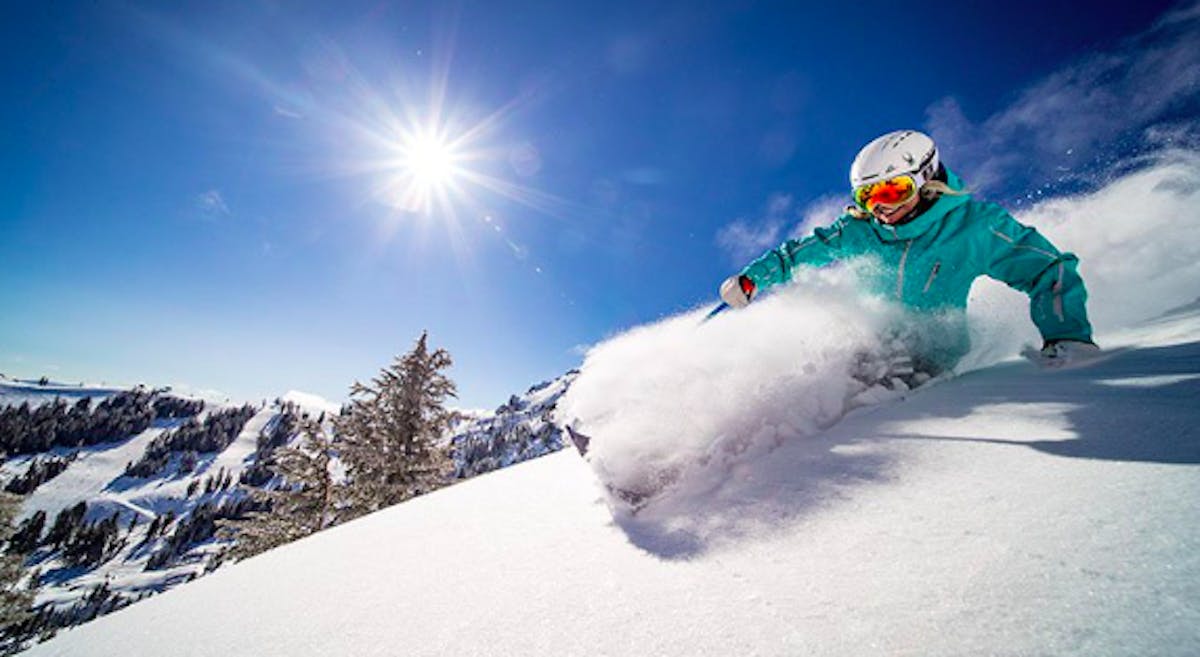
[739,170,1092,369]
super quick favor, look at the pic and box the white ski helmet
[849,130,939,190]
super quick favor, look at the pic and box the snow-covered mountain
[0,370,578,649]
[0,385,317,639]
[450,372,577,478]
[18,302,1200,657]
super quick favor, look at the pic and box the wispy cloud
[926,2,1200,194]
[794,193,848,236]
[195,189,230,218]
[715,193,794,264]
[716,193,848,265]
[619,167,667,185]
[570,343,594,358]
[273,104,303,120]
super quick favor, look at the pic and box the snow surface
[24,303,1200,656]
[0,381,124,410]
[23,305,1200,652]
[20,153,1200,655]
[279,390,342,417]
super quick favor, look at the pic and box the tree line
[0,389,204,457]
[3,456,75,496]
[124,405,258,478]
[239,404,302,488]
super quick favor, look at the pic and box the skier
[719,130,1097,376]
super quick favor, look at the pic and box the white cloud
[570,343,594,358]
[794,193,847,235]
[926,2,1200,193]
[196,189,230,218]
[273,105,303,120]
[716,192,849,265]
[715,193,793,264]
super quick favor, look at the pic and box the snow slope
[0,381,124,410]
[24,303,1200,656]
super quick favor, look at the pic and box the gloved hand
[719,275,757,308]
[1038,339,1100,367]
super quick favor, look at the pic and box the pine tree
[219,419,339,561]
[6,511,45,556]
[0,493,34,628]
[336,332,458,517]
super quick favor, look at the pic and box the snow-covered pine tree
[0,492,34,629]
[336,332,457,517]
[219,418,339,561]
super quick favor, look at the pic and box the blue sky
[1,0,1193,409]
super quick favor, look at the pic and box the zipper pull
[923,261,941,293]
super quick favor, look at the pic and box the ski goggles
[852,174,919,212]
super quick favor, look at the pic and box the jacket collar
[869,169,970,242]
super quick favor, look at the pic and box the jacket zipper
[923,261,941,294]
[1052,262,1065,321]
[896,240,913,299]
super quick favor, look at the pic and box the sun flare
[383,126,467,215]
[332,58,572,232]
[404,133,457,187]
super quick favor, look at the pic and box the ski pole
[701,302,729,323]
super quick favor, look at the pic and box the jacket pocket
[923,262,941,294]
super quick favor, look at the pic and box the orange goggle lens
[853,175,917,211]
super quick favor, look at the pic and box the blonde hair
[846,179,967,221]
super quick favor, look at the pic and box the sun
[403,132,457,188]
[330,62,573,237]
[385,127,466,215]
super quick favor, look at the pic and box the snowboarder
[719,130,1098,374]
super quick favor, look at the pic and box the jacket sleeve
[981,204,1093,343]
[739,220,847,292]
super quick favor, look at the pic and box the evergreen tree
[6,511,45,556]
[336,332,457,517]
[0,493,34,628]
[220,419,339,561]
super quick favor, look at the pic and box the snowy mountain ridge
[0,370,578,648]
[450,371,578,478]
